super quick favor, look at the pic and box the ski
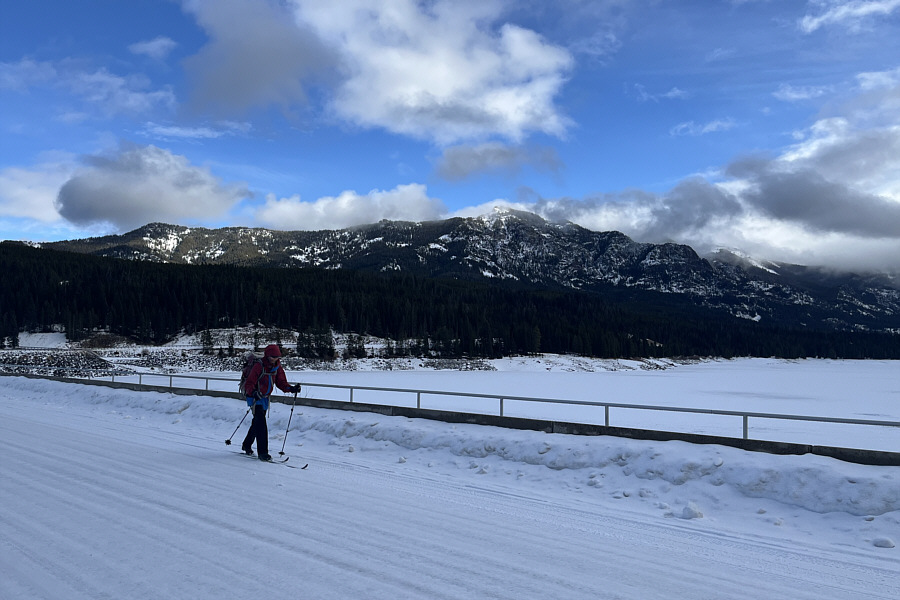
[236,451,305,469]
[274,458,309,469]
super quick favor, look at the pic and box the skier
[242,344,300,461]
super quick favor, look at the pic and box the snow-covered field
[2,367,899,599]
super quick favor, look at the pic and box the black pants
[242,404,268,457]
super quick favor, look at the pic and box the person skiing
[242,344,300,461]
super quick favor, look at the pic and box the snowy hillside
[2,376,898,599]
[39,211,900,333]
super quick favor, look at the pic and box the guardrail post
[605,405,609,427]
[500,398,504,417]
[417,392,421,409]
[138,373,143,390]
[743,415,749,440]
[169,375,173,389]
[205,378,209,391]
[350,388,354,403]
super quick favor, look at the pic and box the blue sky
[2,0,899,274]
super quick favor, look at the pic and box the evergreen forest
[2,242,898,359]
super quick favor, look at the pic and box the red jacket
[245,361,291,409]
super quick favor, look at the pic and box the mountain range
[42,209,900,334]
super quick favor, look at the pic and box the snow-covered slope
[2,377,897,599]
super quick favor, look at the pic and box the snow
[16,332,68,348]
[2,360,899,599]
[143,230,184,255]
[257,358,900,452]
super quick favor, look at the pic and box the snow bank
[9,376,899,521]
[289,408,900,517]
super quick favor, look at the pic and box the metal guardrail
[82,371,900,443]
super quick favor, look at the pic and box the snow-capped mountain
[44,209,900,332]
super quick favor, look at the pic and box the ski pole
[279,389,299,457]
[225,407,251,446]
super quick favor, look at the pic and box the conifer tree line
[1,242,898,359]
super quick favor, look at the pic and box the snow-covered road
[2,378,898,599]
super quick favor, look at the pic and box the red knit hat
[264,344,281,358]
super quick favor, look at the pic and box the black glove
[289,384,301,394]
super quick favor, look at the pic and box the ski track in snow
[1,379,899,599]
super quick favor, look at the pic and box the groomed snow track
[2,379,898,599]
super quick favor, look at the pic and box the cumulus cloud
[518,0,626,63]
[179,1,573,143]
[799,0,900,33]
[0,158,75,222]
[435,143,562,181]
[128,36,178,60]
[55,143,248,231]
[728,157,900,238]
[779,118,900,200]
[291,0,573,144]
[527,178,743,246]
[255,184,445,231]
[181,0,337,116]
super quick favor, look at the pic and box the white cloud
[799,0,900,33]
[635,85,689,102]
[291,0,573,144]
[773,83,832,102]
[66,69,176,116]
[670,118,737,136]
[128,36,178,60]
[448,198,534,219]
[179,1,573,143]
[55,144,248,231]
[856,66,900,90]
[1,58,174,117]
[0,58,56,91]
[140,121,251,140]
[779,118,900,200]
[255,184,445,230]
[0,157,75,222]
